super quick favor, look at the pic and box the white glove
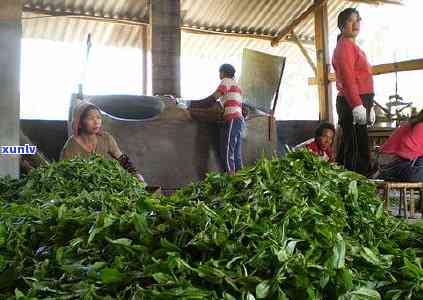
[369,106,376,126]
[352,105,367,125]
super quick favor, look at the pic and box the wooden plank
[308,58,423,85]
[271,0,327,47]
[183,27,314,45]
[373,59,423,75]
[23,7,149,26]
[345,0,403,5]
[314,0,333,121]
[291,31,316,74]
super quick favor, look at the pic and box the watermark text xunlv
[0,144,37,155]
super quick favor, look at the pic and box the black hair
[219,64,236,78]
[315,122,336,139]
[409,109,423,128]
[337,8,360,42]
[79,104,101,132]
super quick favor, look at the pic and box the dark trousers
[221,118,243,173]
[336,94,374,176]
[380,156,423,182]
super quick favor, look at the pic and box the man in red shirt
[332,8,376,176]
[295,123,336,163]
[378,110,423,182]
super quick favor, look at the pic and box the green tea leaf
[256,280,271,299]
[360,247,382,267]
[223,292,237,300]
[342,268,353,290]
[375,204,384,219]
[108,238,133,246]
[247,292,256,300]
[277,289,289,300]
[332,233,346,269]
[0,223,7,246]
[100,268,125,284]
[15,288,25,299]
[92,262,107,270]
[350,288,381,300]
[153,272,173,284]
[348,181,358,202]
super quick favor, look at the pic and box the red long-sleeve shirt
[332,38,374,109]
[380,123,423,161]
[295,138,335,163]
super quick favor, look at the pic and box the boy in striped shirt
[200,64,244,175]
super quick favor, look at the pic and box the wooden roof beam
[344,0,403,5]
[271,0,327,47]
[183,26,314,45]
[23,7,149,26]
[291,31,316,74]
[23,8,316,45]
[308,58,423,85]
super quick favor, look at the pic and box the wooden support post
[141,25,149,95]
[410,190,415,218]
[384,184,390,211]
[291,31,317,74]
[150,0,181,97]
[0,0,22,178]
[314,0,333,122]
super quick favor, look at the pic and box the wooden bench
[373,181,423,219]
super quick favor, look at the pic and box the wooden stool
[373,181,423,219]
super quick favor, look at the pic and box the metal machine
[374,71,413,127]
[68,50,285,191]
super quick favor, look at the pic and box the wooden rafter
[22,7,149,26]
[271,0,327,47]
[308,58,423,85]
[344,0,403,5]
[291,31,317,74]
[183,27,314,45]
[22,7,315,45]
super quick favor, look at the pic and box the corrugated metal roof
[23,12,145,48]
[23,0,149,22]
[22,0,361,44]
[21,0,366,60]
[181,0,314,38]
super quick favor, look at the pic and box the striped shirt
[217,78,243,121]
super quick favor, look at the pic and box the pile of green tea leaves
[1,152,422,300]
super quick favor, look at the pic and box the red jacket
[332,38,374,109]
[381,123,423,161]
[296,138,335,163]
